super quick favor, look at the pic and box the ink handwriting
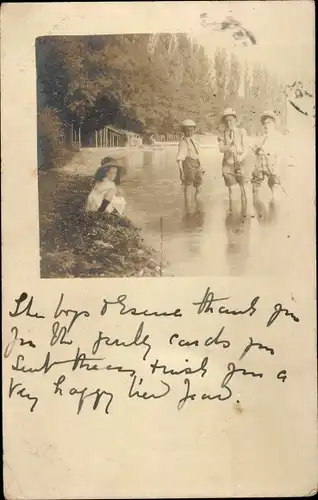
[266,303,299,327]
[54,293,90,331]
[101,294,182,318]
[92,321,152,360]
[150,357,208,378]
[4,326,36,359]
[169,326,230,349]
[128,376,171,400]
[6,288,300,416]
[51,322,73,347]
[193,287,259,317]
[53,375,114,414]
[11,348,136,378]
[239,337,275,360]
[9,292,45,319]
[70,386,113,415]
[277,370,288,382]
[8,377,38,412]
[177,362,263,410]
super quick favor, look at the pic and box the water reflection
[255,199,280,227]
[180,212,206,257]
[224,211,251,275]
[181,211,205,232]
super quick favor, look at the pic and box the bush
[37,107,73,169]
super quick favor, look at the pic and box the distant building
[81,125,142,148]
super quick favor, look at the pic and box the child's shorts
[182,157,203,188]
[251,157,279,189]
[222,160,248,187]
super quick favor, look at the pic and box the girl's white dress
[105,196,127,215]
[85,179,126,215]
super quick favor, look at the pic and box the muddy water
[59,136,308,277]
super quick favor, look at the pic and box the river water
[122,146,292,277]
[59,131,311,278]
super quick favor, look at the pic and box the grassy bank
[39,171,161,278]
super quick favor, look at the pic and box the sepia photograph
[2,3,316,500]
[36,12,314,279]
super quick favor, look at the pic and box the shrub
[37,107,73,169]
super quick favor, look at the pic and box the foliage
[36,34,287,166]
[37,106,72,169]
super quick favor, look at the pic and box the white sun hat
[222,108,237,120]
[181,118,196,127]
[260,110,276,123]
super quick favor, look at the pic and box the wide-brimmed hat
[260,110,276,123]
[222,108,237,121]
[95,158,125,183]
[100,156,124,168]
[181,118,196,128]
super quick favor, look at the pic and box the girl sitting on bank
[85,157,127,215]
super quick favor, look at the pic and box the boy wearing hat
[251,111,283,219]
[176,119,203,214]
[217,108,249,214]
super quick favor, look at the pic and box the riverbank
[39,171,162,278]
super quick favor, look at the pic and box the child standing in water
[85,157,126,215]
[176,119,203,214]
[217,108,249,215]
[251,111,283,222]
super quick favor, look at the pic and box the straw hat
[181,118,196,128]
[221,108,237,121]
[260,110,276,123]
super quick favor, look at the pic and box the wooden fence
[155,134,182,142]
[94,126,126,148]
[70,124,82,150]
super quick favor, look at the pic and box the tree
[37,34,287,168]
[226,53,241,102]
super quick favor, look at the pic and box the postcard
[2,2,317,498]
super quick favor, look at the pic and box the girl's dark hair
[94,165,121,185]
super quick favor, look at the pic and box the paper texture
[2,2,317,498]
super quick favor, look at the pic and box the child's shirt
[254,130,284,176]
[218,127,248,165]
[176,136,200,162]
[256,130,282,161]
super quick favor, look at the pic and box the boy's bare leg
[240,183,247,215]
[228,186,234,214]
[195,185,203,213]
[244,180,254,217]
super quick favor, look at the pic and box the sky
[191,0,315,89]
